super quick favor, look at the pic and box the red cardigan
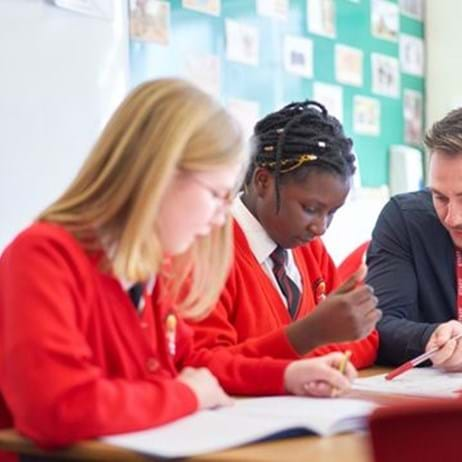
[0,223,289,450]
[192,221,379,368]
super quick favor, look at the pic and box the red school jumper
[192,221,379,369]
[0,222,289,454]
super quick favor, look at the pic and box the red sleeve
[306,239,379,368]
[0,230,197,448]
[175,317,290,396]
[305,330,379,368]
[192,269,299,360]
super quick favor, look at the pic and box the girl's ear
[253,167,274,198]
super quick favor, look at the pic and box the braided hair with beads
[245,100,356,211]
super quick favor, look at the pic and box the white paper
[400,34,424,77]
[53,0,113,19]
[129,0,170,45]
[284,35,314,79]
[403,89,423,145]
[184,53,221,97]
[256,0,289,20]
[307,0,336,38]
[182,0,221,16]
[353,368,462,398]
[103,397,375,458]
[353,95,380,136]
[371,53,400,99]
[313,82,343,122]
[225,19,259,66]
[227,98,260,140]
[400,0,424,21]
[371,0,399,42]
[335,44,363,87]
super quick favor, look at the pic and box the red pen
[385,332,462,381]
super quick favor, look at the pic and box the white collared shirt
[232,195,303,308]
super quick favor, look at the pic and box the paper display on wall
[400,34,424,77]
[130,0,170,45]
[225,19,259,66]
[183,54,221,97]
[313,82,343,122]
[371,53,400,99]
[371,0,399,42]
[353,95,380,136]
[227,98,260,140]
[307,0,336,38]
[182,0,221,16]
[399,0,424,21]
[404,89,423,145]
[335,44,363,87]
[256,0,289,20]
[284,35,314,79]
[53,0,114,19]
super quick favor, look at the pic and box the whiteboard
[0,0,129,250]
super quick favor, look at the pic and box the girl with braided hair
[191,100,382,369]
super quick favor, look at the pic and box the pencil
[385,332,462,381]
[331,350,352,397]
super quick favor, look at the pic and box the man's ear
[253,167,274,198]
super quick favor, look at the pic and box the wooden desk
[0,367,392,462]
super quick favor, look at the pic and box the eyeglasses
[189,175,234,208]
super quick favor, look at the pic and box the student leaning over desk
[190,100,382,370]
[0,79,356,454]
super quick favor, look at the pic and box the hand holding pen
[386,330,462,380]
[425,320,462,371]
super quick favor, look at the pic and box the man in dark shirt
[367,107,462,370]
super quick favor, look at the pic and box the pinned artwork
[225,19,259,66]
[130,0,170,45]
[284,35,314,79]
[371,53,400,99]
[335,44,363,87]
[371,0,399,42]
[353,96,381,136]
[307,0,336,39]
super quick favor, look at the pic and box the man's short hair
[425,107,462,154]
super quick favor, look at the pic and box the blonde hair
[39,78,246,319]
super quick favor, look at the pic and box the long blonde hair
[39,78,246,319]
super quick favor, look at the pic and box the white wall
[0,0,129,250]
[426,0,462,127]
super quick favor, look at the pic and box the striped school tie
[270,246,301,318]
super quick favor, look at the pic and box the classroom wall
[129,0,425,189]
[426,0,462,128]
[0,0,129,251]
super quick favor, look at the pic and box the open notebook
[103,396,376,458]
[353,367,462,397]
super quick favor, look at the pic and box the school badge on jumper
[166,313,177,356]
[314,278,326,303]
